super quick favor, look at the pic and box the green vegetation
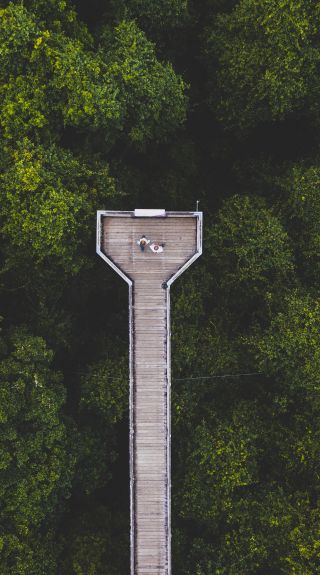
[1,0,320,573]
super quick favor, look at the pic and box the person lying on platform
[137,235,150,251]
[149,242,165,253]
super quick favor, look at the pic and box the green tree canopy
[277,163,320,282]
[0,327,74,573]
[207,194,294,300]
[0,4,187,142]
[207,0,320,130]
[0,138,115,273]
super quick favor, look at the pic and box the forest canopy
[1,0,320,573]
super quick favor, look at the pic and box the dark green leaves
[207,194,294,293]
[207,0,320,130]
[0,139,115,273]
[0,328,74,572]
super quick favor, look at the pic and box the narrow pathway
[133,281,168,574]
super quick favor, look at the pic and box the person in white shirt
[137,235,150,252]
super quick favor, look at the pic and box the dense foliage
[1,0,320,573]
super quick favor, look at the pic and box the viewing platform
[97,209,202,575]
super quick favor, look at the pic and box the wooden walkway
[97,211,202,575]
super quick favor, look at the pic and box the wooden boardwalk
[97,211,202,575]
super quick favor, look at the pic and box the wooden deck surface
[101,215,198,575]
